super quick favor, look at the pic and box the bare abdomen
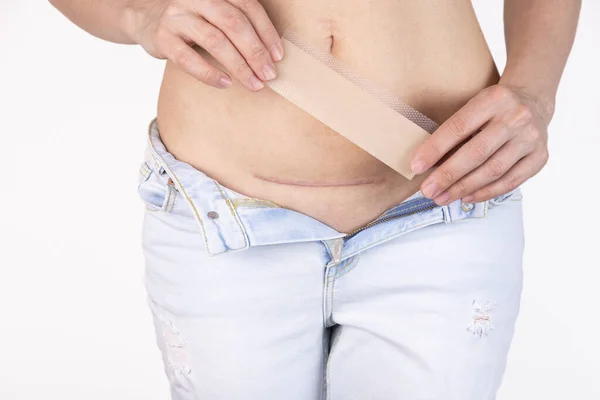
[155,0,500,232]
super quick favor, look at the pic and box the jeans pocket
[138,161,178,212]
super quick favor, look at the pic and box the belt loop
[468,200,487,218]
[442,204,452,223]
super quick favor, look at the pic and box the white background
[1,1,599,399]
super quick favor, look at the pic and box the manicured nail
[249,75,264,90]
[411,158,427,174]
[422,181,439,198]
[435,191,450,205]
[263,64,276,80]
[270,43,283,62]
[219,75,232,88]
[462,195,474,203]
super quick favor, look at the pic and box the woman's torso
[156,0,499,233]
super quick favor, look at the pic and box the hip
[137,117,524,257]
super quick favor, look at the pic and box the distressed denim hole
[467,299,496,338]
[157,317,192,377]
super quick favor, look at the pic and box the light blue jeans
[138,118,525,400]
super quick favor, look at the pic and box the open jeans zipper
[343,197,439,240]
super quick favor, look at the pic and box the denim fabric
[138,117,525,400]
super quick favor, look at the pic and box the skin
[49,0,581,232]
[48,0,284,90]
[128,0,283,90]
[410,0,581,205]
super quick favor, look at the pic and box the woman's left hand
[409,83,553,205]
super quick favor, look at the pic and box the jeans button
[461,201,474,212]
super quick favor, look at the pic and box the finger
[410,86,514,174]
[198,0,276,84]
[228,0,283,62]
[180,16,263,90]
[433,138,529,205]
[165,36,233,89]
[461,150,548,203]
[419,120,513,199]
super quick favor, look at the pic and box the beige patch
[265,29,437,180]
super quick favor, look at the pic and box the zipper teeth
[344,202,438,239]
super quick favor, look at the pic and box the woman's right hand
[125,0,283,90]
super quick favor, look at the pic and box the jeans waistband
[143,117,522,258]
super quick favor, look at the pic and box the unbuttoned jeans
[138,118,525,400]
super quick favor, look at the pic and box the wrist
[498,76,556,125]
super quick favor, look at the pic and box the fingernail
[462,195,474,203]
[249,75,264,90]
[270,43,283,62]
[219,76,232,88]
[411,158,427,174]
[435,191,450,205]
[422,181,439,198]
[263,64,276,80]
